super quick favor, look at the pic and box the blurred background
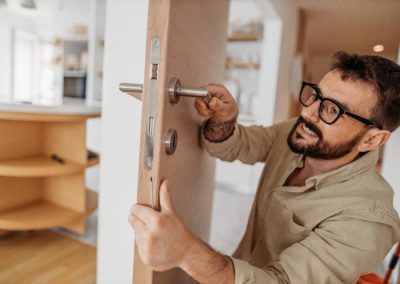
[0,0,399,283]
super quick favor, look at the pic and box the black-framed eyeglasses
[299,81,381,128]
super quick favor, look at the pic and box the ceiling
[296,0,400,58]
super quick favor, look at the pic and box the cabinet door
[131,0,229,283]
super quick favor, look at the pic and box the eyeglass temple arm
[345,112,380,127]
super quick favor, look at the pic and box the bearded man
[129,51,400,284]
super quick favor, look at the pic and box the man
[129,51,400,283]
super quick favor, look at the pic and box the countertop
[0,98,101,115]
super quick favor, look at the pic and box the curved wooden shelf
[0,108,99,234]
[0,201,81,231]
[0,156,85,177]
[0,189,98,231]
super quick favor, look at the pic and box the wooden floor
[0,230,96,284]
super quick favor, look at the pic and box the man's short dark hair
[330,51,400,132]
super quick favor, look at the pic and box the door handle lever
[119,77,209,104]
[119,83,143,101]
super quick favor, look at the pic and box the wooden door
[133,0,229,283]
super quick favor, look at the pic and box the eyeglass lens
[300,85,341,124]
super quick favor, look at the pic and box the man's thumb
[159,180,174,212]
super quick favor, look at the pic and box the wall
[254,0,282,126]
[96,0,147,283]
[382,50,400,216]
[269,0,299,123]
[217,0,282,195]
[86,0,106,103]
[0,23,12,101]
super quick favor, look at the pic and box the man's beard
[287,116,365,160]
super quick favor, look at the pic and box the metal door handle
[119,83,143,100]
[119,77,209,104]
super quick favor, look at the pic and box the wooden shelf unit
[227,33,263,42]
[225,60,260,69]
[0,112,100,234]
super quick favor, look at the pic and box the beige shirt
[202,119,400,284]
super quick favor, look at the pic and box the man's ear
[358,129,391,152]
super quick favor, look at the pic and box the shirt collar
[293,150,379,190]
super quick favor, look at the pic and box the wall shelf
[225,60,260,69]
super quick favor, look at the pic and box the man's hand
[128,180,235,283]
[195,84,238,142]
[194,83,238,122]
[129,180,196,271]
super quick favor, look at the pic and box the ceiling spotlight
[20,0,36,9]
[373,44,384,53]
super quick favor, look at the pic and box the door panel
[133,0,229,283]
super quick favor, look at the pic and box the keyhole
[171,134,177,150]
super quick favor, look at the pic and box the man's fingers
[130,204,159,224]
[194,98,208,110]
[159,180,175,213]
[128,213,146,232]
[194,99,213,118]
[208,97,222,112]
[204,84,228,100]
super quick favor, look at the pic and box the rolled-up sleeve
[201,121,288,165]
[231,211,400,284]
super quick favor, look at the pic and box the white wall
[254,0,282,126]
[0,23,12,101]
[86,0,106,103]
[269,0,299,122]
[96,0,147,283]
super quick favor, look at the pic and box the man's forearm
[180,237,234,284]
[204,118,236,143]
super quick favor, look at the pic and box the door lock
[119,77,210,105]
